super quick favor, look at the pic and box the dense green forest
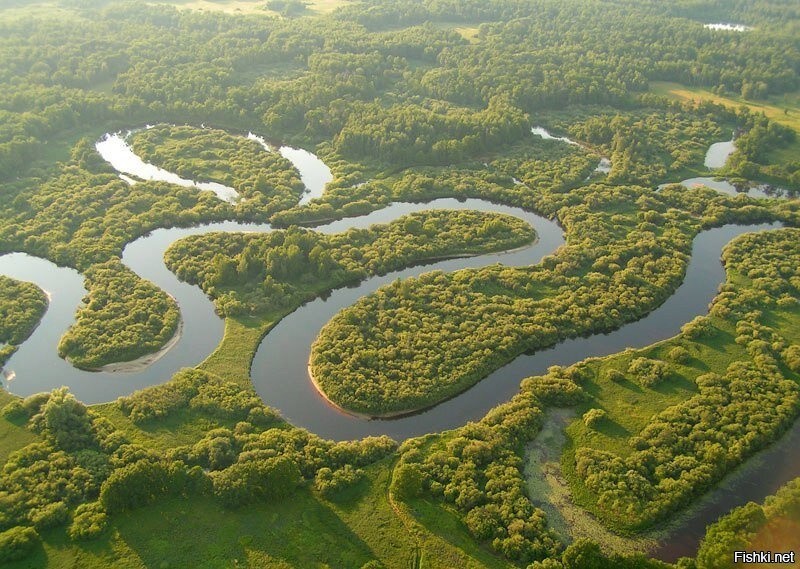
[165,209,535,317]
[57,260,180,369]
[310,181,792,415]
[0,276,48,365]
[0,0,798,567]
[130,125,306,215]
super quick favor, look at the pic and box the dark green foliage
[99,458,209,513]
[555,106,728,185]
[390,463,424,500]
[0,526,39,563]
[723,113,799,185]
[334,96,529,166]
[272,143,595,227]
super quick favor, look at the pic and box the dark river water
[0,128,796,560]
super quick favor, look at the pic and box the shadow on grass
[114,493,379,568]
[407,497,508,568]
[685,356,710,372]
[611,375,645,394]
[595,417,631,438]
[652,373,697,396]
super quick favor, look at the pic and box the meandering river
[0,127,796,559]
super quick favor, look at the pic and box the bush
[0,526,39,563]
[29,387,96,451]
[68,502,108,541]
[390,462,424,499]
[667,346,691,364]
[681,316,714,340]
[29,501,69,530]
[783,345,800,373]
[604,369,626,382]
[627,357,671,387]
[582,408,607,429]
[315,464,365,498]
[212,456,302,508]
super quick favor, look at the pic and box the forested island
[0,0,798,567]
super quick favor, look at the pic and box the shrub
[604,369,626,382]
[29,501,69,530]
[0,526,39,563]
[212,456,302,508]
[667,346,691,364]
[68,502,108,541]
[390,463,424,499]
[582,408,606,429]
[783,345,800,373]
[681,316,714,340]
[627,357,671,387]
[29,387,96,451]
[315,464,365,498]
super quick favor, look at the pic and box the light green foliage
[117,368,278,425]
[0,526,39,563]
[0,0,797,567]
[310,179,783,415]
[29,387,97,452]
[314,464,365,498]
[397,366,587,564]
[582,409,606,429]
[627,357,671,387]
[0,276,47,346]
[667,346,691,364]
[68,502,108,541]
[554,106,730,185]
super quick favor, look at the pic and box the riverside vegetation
[0,276,48,366]
[0,0,798,567]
